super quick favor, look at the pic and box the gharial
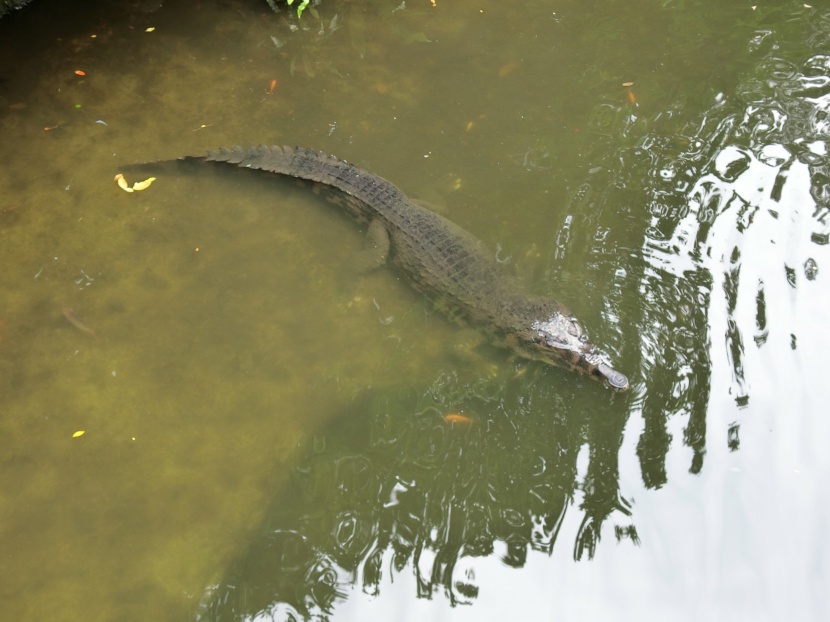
[131,145,629,391]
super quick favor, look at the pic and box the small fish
[443,412,473,425]
[626,88,637,106]
[498,62,519,78]
[62,308,96,338]
[268,79,277,94]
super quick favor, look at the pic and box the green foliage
[266,0,311,18]
[287,0,311,18]
[265,0,310,18]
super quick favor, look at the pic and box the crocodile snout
[596,362,629,391]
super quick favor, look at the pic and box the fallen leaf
[114,173,133,193]
[132,177,156,191]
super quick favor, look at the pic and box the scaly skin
[184,145,628,391]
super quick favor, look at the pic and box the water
[1,1,828,620]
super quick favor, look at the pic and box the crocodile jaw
[594,362,630,391]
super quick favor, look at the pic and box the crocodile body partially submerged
[175,146,629,391]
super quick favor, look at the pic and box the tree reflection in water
[633,8,830,483]
[198,370,630,620]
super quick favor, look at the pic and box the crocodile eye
[567,318,583,338]
[533,332,556,347]
[542,333,569,349]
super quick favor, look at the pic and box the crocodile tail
[200,145,407,210]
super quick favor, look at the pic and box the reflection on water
[633,6,830,481]
[199,369,632,620]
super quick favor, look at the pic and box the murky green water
[1,0,828,620]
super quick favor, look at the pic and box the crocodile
[168,145,629,391]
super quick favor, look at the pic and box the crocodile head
[509,304,629,391]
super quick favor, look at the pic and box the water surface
[1,1,828,621]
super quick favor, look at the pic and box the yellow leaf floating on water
[72,430,85,438]
[132,177,156,191]
[114,173,133,193]
[114,173,156,192]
